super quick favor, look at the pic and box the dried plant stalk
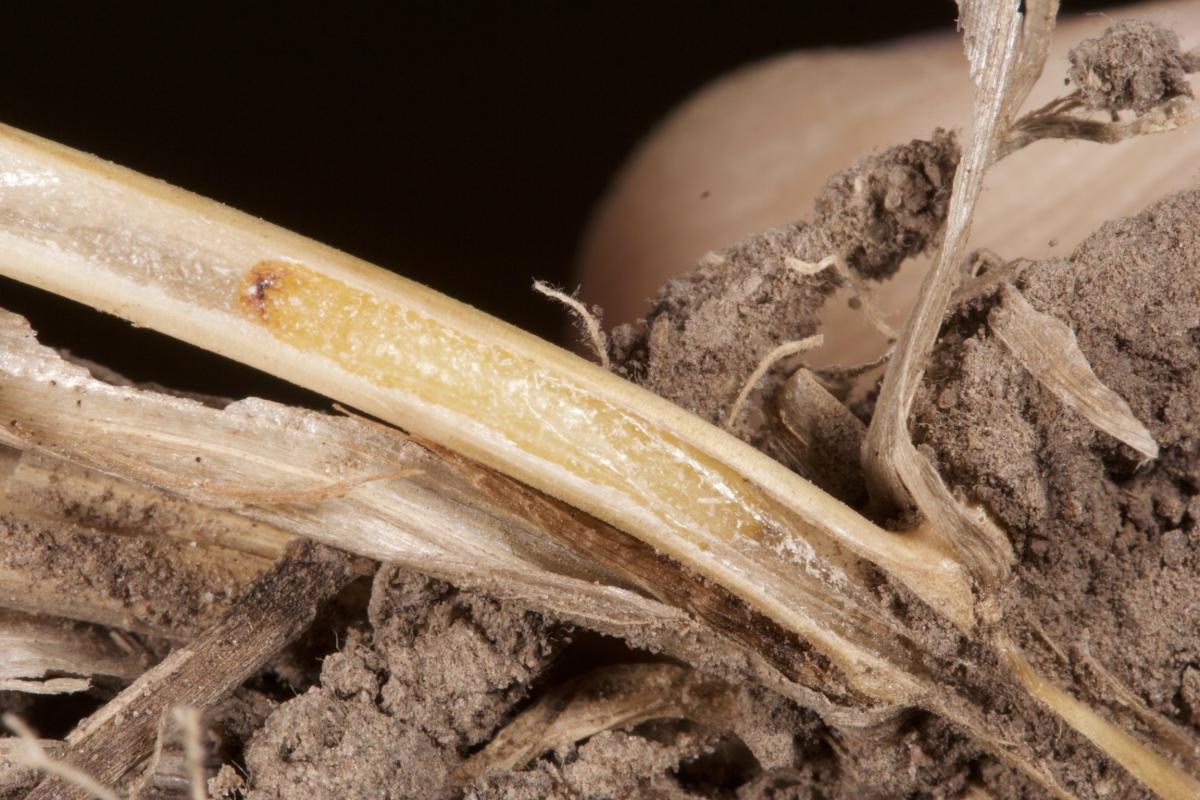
[24,541,353,800]
[773,368,867,505]
[999,94,1200,158]
[6,453,291,565]
[1001,641,1200,800]
[0,736,66,797]
[1073,643,1200,775]
[0,561,161,641]
[0,316,703,634]
[0,124,972,700]
[134,707,210,800]
[2,4,1198,791]
[0,312,891,722]
[862,0,1047,586]
[0,609,143,694]
[1,716,116,800]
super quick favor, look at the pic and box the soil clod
[914,188,1200,752]
[1068,20,1194,114]
[611,131,958,448]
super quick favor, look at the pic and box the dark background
[0,2,1120,402]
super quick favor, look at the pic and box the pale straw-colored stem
[0,123,971,702]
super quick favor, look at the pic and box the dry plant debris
[987,281,1158,461]
[860,0,1041,589]
[0,3,1199,799]
[23,541,353,799]
[454,663,736,782]
[531,281,611,369]
[771,368,868,507]
[0,611,144,696]
[1001,18,1200,157]
[1,717,115,800]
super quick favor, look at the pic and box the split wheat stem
[0,123,971,701]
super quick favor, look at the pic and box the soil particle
[612,132,957,444]
[239,566,561,799]
[727,685,820,772]
[913,189,1200,736]
[207,765,248,799]
[1068,20,1194,114]
[464,728,718,800]
[810,129,958,282]
[234,563,919,799]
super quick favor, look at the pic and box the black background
[0,2,1119,402]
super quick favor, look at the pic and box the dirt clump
[810,129,958,282]
[1068,20,1194,114]
[913,188,1200,735]
[460,686,845,799]
[234,566,561,799]
[229,563,960,799]
[610,224,833,434]
[464,728,720,800]
[611,131,957,445]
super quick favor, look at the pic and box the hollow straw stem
[0,123,973,701]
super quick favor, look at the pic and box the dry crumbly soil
[1068,19,1195,113]
[202,566,824,800]
[213,567,560,799]
[913,188,1200,741]
[207,566,995,800]
[4,20,1200,796]
[216,191,1200,799]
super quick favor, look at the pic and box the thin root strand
[724,335,823,431]
[533,281,612,369]
[786,255,898,340]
